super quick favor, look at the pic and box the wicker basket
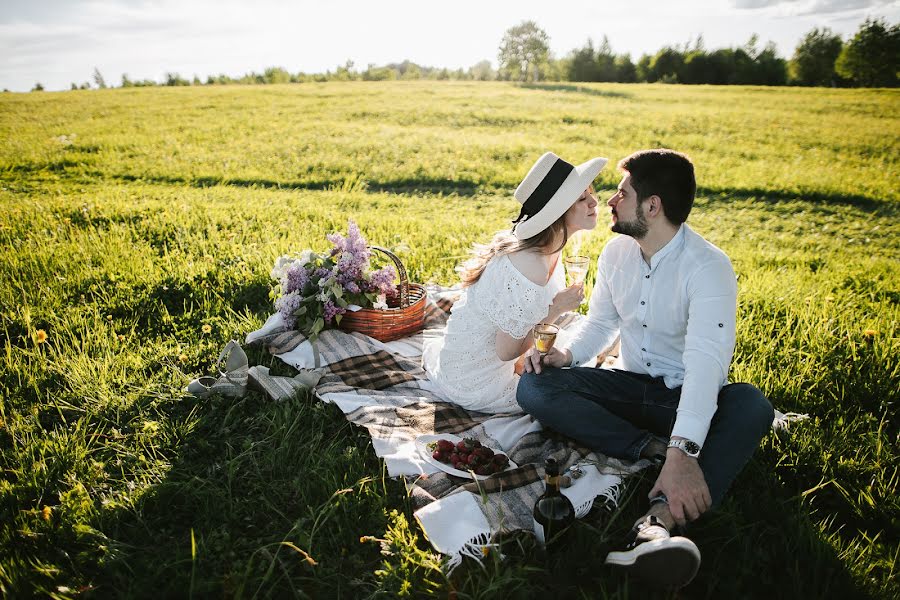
[337,245,427,342]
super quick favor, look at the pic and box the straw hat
[512,152,608,240]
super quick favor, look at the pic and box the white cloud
[731,0,896,13]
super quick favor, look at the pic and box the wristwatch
[667,438,701,458]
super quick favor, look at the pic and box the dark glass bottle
[532,458,575,548]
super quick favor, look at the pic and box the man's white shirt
[564,224,738,447]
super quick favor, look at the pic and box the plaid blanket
[245,287,648,567]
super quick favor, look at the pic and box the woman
[424,151,607,414]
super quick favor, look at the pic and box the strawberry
[437,439,454,452]
[467,453,479,465]
[456,440,467,451]
[432,450,443,461]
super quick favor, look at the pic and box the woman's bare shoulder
[505,250,548,286]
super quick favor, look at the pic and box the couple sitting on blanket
[423,149,774,589]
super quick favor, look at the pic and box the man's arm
[559,246,621,367]
[649,256,738,525]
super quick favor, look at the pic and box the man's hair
[618,149,696,226]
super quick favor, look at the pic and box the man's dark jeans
[516,368,774,508]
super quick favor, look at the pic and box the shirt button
[642,324,647,328]
[718,323,724,327]
[646,362,651,367]
[645,275,650,279]
[640,301,646,305]
[642,347,646,351]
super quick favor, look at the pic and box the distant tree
[615,54,637,82]
[31,82,44,92]
[70,82,79,90]
[790,27,843,86]
[121,73,133,87]
[498,20,550,81]
[835,18,899,87]
[79,82,91,90]
[636,54,653,82]
[754,41,788,86]
[263,67,291,84]
[164,72,190,86]
[596,36,618,81]
[649,47,684,83]
[93,67,107,89]
[566,40,601,81]
[362,64,398,81]
[469,60,495,81]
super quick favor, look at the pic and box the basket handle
[369,245,410,307]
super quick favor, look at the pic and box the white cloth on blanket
[422,254,566,414]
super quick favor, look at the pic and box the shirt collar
[648,224,686,270]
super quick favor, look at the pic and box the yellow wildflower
[34,329,48,344]
[178,353,189,363]
[863,329,877,338]
[201,324,212,334]
[117,334,125,342]
[42,506,52,521]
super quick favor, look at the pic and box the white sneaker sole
[605,536,701,588]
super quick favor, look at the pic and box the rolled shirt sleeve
[564,247,621,367]
[671,257,738,447]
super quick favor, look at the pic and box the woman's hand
[550,283,584,318]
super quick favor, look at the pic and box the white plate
[415,434,516,480]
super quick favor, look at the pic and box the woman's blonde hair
[459,214,568,287]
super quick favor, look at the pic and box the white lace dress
[423,254,565,414]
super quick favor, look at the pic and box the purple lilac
[275,291,302,328]
[326,220,371,264]
[284,263,309,295]
[369,265,397,295]
[322,300,346,324]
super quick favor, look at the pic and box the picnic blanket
[245,287,650,568]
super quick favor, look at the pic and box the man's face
[607,173,648,239]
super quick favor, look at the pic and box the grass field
[1,81,898,598]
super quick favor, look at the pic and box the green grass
[1,81,898,598]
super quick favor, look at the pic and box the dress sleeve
[469,257,551,339]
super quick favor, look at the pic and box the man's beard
[611,210,649,239]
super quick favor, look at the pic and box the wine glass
[563,256,590,286]
[533,323,560,358]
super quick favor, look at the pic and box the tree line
[23,16,898,92]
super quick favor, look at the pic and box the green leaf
[311,317,324,336]
[334,313,342,325]
[293,305,308,316]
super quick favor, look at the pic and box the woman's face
[564,186,599,234]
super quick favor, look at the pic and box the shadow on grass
[698,185,895,215]
[89,381,404,597]
[112,173,484,197]
[516,82,632,99]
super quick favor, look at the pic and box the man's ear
[646,195,663,217]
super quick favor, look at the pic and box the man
[517,149,773,589]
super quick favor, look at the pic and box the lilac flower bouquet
[270,220,397,340]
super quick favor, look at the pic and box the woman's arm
[494,283,584,361]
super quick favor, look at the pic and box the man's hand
[649,449,711,527]
[522,347,571,374]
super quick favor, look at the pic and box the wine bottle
[532,458,575,548]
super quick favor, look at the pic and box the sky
[1,0,898,91]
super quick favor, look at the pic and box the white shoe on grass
[605,515,701,589]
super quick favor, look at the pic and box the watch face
[685,441,701,455]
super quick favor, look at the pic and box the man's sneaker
[605,515,701,588]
